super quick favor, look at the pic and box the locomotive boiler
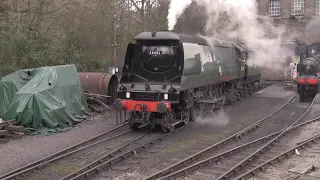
[297,43,320,102]
[113,31,261,132]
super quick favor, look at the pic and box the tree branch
[4,1,77,15]
[130,0,141,11]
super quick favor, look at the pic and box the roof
[135,31,210,46]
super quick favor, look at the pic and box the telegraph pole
[109,14,120,68]
[113,14,117,67]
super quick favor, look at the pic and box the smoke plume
[167,0,294,71]
[167,0,192,31]
[306,15,320,44]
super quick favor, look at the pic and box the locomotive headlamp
[164,93,169,100]
[126,92,131,99]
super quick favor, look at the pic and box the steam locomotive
[113,31,261,132]
[297,43,320,102]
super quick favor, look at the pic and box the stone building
[256,0,320,81]
[257,0,319,42]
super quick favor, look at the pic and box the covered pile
[0,65,89,130]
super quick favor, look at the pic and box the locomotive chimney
[152,32,157,37]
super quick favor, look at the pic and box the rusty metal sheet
[78,72,119,104]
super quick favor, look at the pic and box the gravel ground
[93,83,296,180]
[0,82,292,178]
[25,130,163,180]
[172,92,310,180]
[250,123,320,180]
[0,110,120,175]
[248,94,320,180]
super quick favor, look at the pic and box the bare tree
[0,0,170,75]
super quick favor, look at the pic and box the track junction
[2,82,320,180]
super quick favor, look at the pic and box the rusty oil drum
[78,72,119,104]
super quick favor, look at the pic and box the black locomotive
[296,43,320,102]
[113,31,262,132]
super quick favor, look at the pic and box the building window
[317,0,320,14]
[291,0,304,15]
[269,1,280,16]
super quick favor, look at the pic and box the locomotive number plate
[149,51,162,55]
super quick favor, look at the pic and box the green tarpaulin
[0,64,89,130]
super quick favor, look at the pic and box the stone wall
[256,0,319,81]
[256,0,319,42]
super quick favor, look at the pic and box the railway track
[157,117,320,180]
[0,123,144,180]
[59,125,188,180]
[63,93,297,180]
[234,124,320,180]
[142,94,318,180]
[0,84,294,180]
[251,121,320,180]
[213,96,316,180]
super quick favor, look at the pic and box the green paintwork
[247,65,261,80]
[180,42,260,90]
[181,52,220,89]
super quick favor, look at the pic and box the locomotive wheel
[299,87,305,102]
[129,122,140,130]
[190,104,201,121]
[213,95,226,111]
[225,88,234,106]
[165,124,175,132]
[129,111,141,130]
[183,109,191,125]
[299,92,305,102]
[248,84,254,95]
[244,86,249,98]
[299,93,304,102]
[162,110,175,132]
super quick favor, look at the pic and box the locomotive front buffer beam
[112,99,175,130]
[297,78,319,102]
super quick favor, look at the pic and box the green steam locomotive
[113,31,261,132]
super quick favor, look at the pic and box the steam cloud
[167,0,192,31]
[195,109,230,126]
[306,15,320,44]
[167,0,294,71]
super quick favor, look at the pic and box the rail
[0,123,128,180]
[143,93,297,180]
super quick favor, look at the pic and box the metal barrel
[78,72,119,104]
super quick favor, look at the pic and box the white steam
[167,0,192,31]
[167,0,294,71]
[195,109,230,126]
[306,15,320,44]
